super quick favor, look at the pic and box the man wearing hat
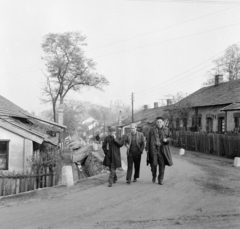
[102,126,124,187]
[125,123,145,184]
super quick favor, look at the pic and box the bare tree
[41,31,109,121]
[164,92,192,130]
[203,44,240,86]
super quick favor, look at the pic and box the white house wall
[0,127,32,173]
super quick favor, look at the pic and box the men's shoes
[133,179,137,182]
[126,180,131,184]
[152,178,156,183]
[158,172,164,185]
[108,183,112,187]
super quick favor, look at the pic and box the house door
[206,118,213,133]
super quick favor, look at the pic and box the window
[235,117,239,128]
[0,140,9,170]
[192,117,195,127]
[206,117,213,133]
[183,118,188,129]
[198,117,202,128]
[176,118,180,130]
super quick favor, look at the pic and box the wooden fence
[0,167,60,197]
[171,131,240,159]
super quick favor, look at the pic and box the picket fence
[0,167,60,197]
[171,131,240,159]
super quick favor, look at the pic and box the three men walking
[102,116,173,187]
[125,124,145,184]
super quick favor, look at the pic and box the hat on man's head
[108,126,116,132]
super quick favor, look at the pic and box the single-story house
[0,95,66,172]
[110,102,170,138]
[166,75,240,133]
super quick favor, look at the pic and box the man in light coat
[125,123,145,184]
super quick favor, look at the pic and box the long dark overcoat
[146,126,173,167]
[102,135,123,168]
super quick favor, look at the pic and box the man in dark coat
[125,123,145,184]
[146,117,173,185]
[102,126,124,187]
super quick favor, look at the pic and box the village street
[0,146,240,229]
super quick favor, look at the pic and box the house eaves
[25,114,66,130]
[0,119,44,144]
[220,102,240,112]
[0,117,58,145]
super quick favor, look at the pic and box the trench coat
[146,126,173,167]
[102,135,123,168]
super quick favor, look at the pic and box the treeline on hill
[39,100,131,138]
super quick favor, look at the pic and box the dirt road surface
[0,146,240,229]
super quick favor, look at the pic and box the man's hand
[112,133,116,139]
[163,138,168,142]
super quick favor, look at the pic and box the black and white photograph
[0,0,240,228]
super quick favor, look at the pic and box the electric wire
[92,22,240,59]
[86,4,240,52]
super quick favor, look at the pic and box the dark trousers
[108,163,117,184]
[152,152,165,180]
[126,153,141,180]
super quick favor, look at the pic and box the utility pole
[131,92,134,123]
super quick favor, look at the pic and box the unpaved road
[0,146,240,229]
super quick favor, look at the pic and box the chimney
[143,105,148,110]
[215,74,223,86]
[167,99,172,106]
[154,102,158,108]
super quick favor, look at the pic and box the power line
[4,6,239,79]
[86,4,239,53]
[134,67,210,100]
[129,0,240,4]
[92,22,240,59]
[134,41,240,95]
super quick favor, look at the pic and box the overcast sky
[1,0,240,114]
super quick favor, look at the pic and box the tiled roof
[221,102,240,111]
[0,95,29,117]
[118,105,168,127]
[0,116,58,145]
[176,79,240,107]
[0,94,65,145]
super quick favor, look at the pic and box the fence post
[194,133,197,151]
[0,171,3,196]
[33,170,37,190]
[46,167,49,187]
[62,166,74,187]
[2,175,5,196]
[25,170,29,192]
